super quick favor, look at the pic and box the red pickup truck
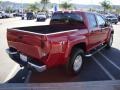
[6,11,114,75]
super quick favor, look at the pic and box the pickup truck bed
[14,24,85,34]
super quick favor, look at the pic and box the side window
[96,15,105,27]
[86,13,97,28]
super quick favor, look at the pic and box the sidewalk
[0,17,21,25]
[0,18,21,83]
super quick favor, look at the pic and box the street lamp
[59,0,60,10]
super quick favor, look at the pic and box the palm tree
[100,0,111,13]
[0,1,2,10]
[60,2,73,10]
[27,3,39,12]
[41,0,49,12]
[115,8,120,14]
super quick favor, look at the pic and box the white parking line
[4,64,20,83]
[24,70,32,83]
[99,52,120,71]
[92,56,115,80]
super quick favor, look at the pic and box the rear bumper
[37,18,46,21]
[107,19,118,23]
[6,48,46,72]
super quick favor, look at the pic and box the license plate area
[20,54,27,62]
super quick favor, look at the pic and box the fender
[106,27,114,43]
[65,35,88,60]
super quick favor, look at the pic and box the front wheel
[106,34,113,49]
[66,48,84,75]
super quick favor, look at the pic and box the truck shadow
[7,68,29,83]
[7,47,120,83]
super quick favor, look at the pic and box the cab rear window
[51,12,84,25]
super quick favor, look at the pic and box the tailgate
[7,29,50,60]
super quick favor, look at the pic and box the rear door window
[96,15,106,27]
[86,13,97,28]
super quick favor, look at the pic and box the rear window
[27,12,33,16]
[51,12,84,25]
[106,16,116,18]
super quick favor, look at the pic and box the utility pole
[21,0,23,14]
[59,0,60,10]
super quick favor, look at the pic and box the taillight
[40,40,51,57]
[40,35,51,57]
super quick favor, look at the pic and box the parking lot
[0,18,120,83]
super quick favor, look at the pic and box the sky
[1,0,120,5]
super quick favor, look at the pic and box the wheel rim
[109,36,113,46]
[73,55,82,72]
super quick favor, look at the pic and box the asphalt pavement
[0,18,120,84]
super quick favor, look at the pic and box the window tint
[96,15,105,26]
[51,12,65,23]
[64,13,84,24]
[86,13,97,28]
[51,12,84,24]
[107,16,116,18]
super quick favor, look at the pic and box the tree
[89,8,96,12]
[60,2,73,10]
[5,6,14,13]
[40,0,49,12]
[0,1,2,10]
[115,8,120,14]
[100,0,111,13]
[27,3,39,12]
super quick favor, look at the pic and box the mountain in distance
[0,1,120,11]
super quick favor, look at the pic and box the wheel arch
[66,42,86,59]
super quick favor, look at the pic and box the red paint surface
[7,11,113,68]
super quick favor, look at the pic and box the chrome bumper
[6,49,46,72]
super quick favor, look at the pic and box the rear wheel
[66,48,84,75]
[106,34,113,49]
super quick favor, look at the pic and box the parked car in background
[0,11,14,18]
[105,15,118,24]
[21,14,26,20]
[118,15,120,21]
[26,12,35,20]
[36,12,47,21]
[0,12,2,19]
[2,13,10,18]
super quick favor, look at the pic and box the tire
[115,22,117,24]
[106,34,113,49]
[37,19,39,22]
[66,48,84,75]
